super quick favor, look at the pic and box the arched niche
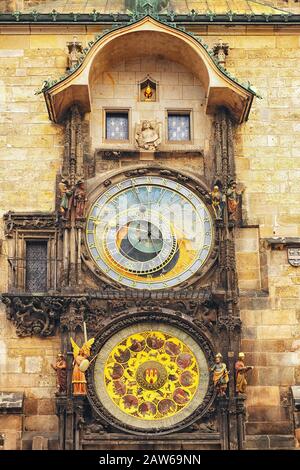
[44,16,255,124]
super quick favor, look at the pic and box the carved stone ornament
[84,289,219,337]
[288,248,300,267]
[135,120,161,151]
[217,316,242,333]
[212,39,229,68]
[83,420,105,439]
[3,212,56,238]
[1,295,69,337]
[126,0,169,14]
[66,37,83,70]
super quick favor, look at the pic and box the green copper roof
[0,1,292,15]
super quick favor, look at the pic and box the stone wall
[0,305,59,449]
[221,30,300,438]
[0,31,67,449]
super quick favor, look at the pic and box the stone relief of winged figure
[135,120,161,151]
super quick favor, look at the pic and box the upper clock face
[86,176,214,290]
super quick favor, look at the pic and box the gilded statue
[210,185,225,220]
[73,180,86,219]
[70,337,95,396]
[144,83,153,100]
[135,120,161,151]
[226,181,244,222]
[51,353,67,395]
[211,353,229,397]
[58,180,73,218]
[235,352,254,395]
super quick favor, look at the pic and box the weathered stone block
[0,392,23,413]
[260,310,297,325]
[4,357,22,374]
[266,352,300,367]
[24,415,58,433]
[244,352,267,366]
[240,310,262,326]
[257,325,292,340]
[244,435,270,450]
[247,405,289,423]
[24,398,38,416]
[246,422,293,435]
[275,286,300,298]
[25,357,43,374]
[0,415,22,431]
[32,435,48,450]
[269,435,297,449]
[241,327,257,339]
[0,430,21,450]
[257,366,295,386]
[37,399,55,416]
[247,386,280,407]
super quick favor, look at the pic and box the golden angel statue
[70,336,94,396]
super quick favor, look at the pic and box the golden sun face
[86,176,214,290]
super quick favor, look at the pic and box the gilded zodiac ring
[93,323,211,430]
[100,331,200,421]
[136,360,168,391]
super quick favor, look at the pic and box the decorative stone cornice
[265,237,300,248]
[0,288,222,337]
[1,294,70,337]
[0,12,297,26]
[3,211,57,238]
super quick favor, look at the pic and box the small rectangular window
[168,112,191,142]
[25,241,47,292]
[106,111,129,141]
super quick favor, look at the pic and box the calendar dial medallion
[86,176,214,290]
[93,323,210,431]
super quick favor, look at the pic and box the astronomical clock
[86,176,214,290]
[84,170,217,436]
[2,13,250,451]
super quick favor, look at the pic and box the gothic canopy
[43,15,256,124]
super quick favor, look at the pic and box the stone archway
[43,15,255,123]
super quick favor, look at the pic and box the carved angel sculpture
[135,120,161,151]
[70,337,94,396]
